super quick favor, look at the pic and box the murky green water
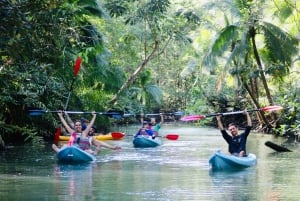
[1,125,300,200]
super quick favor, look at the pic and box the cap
[80,117,89,123]
[91,125,97,132]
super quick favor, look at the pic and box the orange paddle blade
[111,132,125,139]
[180,115,205,121]
[164,134,179,140]
[261,105,283,112]
[74,57,82,76]
[54,126,61,145]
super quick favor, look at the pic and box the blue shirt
[135,128,154,137]
[221,126,252,155]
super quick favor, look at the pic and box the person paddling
[149,114,164,138]
[134,121,154,138]
[216,109,252,157]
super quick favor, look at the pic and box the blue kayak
[209,150,257,171]
[57,146,96,163]
[133,136,162,148]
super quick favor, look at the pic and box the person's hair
[74,119,81,124]
[228,123,237,128]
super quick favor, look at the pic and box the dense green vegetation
[0,0,299,144]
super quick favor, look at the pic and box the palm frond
[202,25,239,69]
[272,1,294,23]
[145,84,162,105]
[261,21,298,65]
[224,27,250,70]
[202,0,242,18]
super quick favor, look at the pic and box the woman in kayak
[52,111,120,155]
[216,109,252,157]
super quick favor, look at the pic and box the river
[0,125,300,201]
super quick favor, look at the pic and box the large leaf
[260,21,298,65]
[202,25,239,70]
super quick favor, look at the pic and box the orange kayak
[58,132,125,141]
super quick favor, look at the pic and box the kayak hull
[59,132,125,141]
[209,150,257,171]
[57,146,96,163]
[133,136,162,148]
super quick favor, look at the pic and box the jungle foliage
[0,0,299,144]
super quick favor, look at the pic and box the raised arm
[245,110,252,127]
[58,111,74,134]
[140,114,144,126]
[216,115,225,130]
[64,113,74,128]
[160,114,164,125]
[82,112,97,137]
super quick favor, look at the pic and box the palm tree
[201,0,298,128]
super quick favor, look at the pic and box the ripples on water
[1,125,300,200]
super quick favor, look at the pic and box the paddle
[265,141,292,152]
[180,105,283,121]
[28,109,123,117]
[54,126,62,145]
[110,132,125,139]
[64,57,82,110]
[111,132,179,140]
[123,111,184,118]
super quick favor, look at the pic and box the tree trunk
[250,30,274,106]
[241,76,273,131]
[109,41,159,106]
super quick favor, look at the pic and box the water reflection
[53,163,95,200]
[1,126,300,200]
[209,168,257,200]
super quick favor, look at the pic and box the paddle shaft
[64,78,76,110]
[205,109,260,117]
[64,57,82,110]
[28,110,122,116]
[123,111,183,117]
[180,105,283,121]
[122,134,178,140]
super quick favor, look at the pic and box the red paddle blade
[164,134,179,140]
[74,57,82,76]
[54,126,61,145]
[180,115,205,121]
[111,132,125,139]
[261,105,283,112]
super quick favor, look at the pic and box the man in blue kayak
[149,114,164,138]
[134,121,154,138]
[216,110,252,157]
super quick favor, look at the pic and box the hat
[143,121,148,125]
[91,125,97,132]
[80,117,89,123]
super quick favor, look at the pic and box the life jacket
[68,132,92,150]
[136,128,154,136]
[68,132,81,146]
[76,136,92,150]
